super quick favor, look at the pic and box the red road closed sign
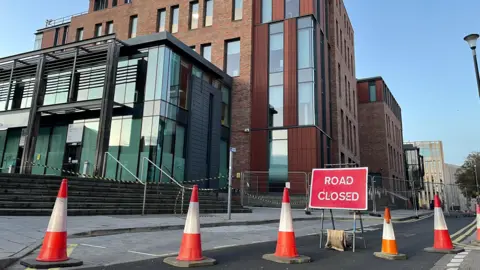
[309,167,368,210]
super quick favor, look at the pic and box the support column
[93,42,119,176]
[20,56,46,174]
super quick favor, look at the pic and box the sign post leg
[320,209,325,248]
[329,209,335,230]
[352,211,356,252]
[359,212,367,248]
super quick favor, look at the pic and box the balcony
[44,11,88,29]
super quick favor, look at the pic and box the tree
[455,152,480,198]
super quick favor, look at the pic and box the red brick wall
[41,28,57,48]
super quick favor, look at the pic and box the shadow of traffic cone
[424,194,464,254]
[263,188,311,264]
[20,179,83,269]
[373,208,407,260]
[164,185,217,267]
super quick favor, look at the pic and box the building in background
[357,76,405,193]
[444,163,468,211]
[7,0,339,193]
[403,143,425,209]
[327,0,360,167]
[406,141,446,208]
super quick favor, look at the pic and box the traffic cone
[424,194,464,254]
[20,179,83,269]
[263,188,311,264]
[471,203,480,245]
[373,208,407,260]
[164,185,217,267]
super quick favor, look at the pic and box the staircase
[0,173,251,216]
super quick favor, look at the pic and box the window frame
[189,1,200,30]
[171,6,180,33]
[157,9,166,32]
[129,15,138,38]
[76,28,84,41]
[201,43,212,62]
[285,0,300,19]
[224,39,241,77]
[204,0,214,27]
[232,0,243,21]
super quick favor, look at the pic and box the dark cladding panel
[283,19,297,126]
[251,24,269,129]
[207,83,222,188]
[288,127,318,194]
[272,0,285,21]
[300,0,315,16]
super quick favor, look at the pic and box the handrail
[103,152,148,216]
[140,157,184,189]
[103,152,144,185]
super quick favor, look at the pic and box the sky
[0,1,479,166]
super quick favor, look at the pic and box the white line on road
[80,243,107,249]
[213,244,237,249]
[128,250,162,257]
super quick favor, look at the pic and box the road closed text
[309,168,368,210]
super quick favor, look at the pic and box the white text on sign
[318,176,360,202]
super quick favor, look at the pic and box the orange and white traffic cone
[373,208,406,260]
[471,203,480,245]
[263,188,311,264]
[424,194,464,254]
[20,179,83,269]
[164,185,217,267]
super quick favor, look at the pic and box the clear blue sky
[1,1,479,166]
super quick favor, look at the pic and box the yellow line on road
[25,244,78,270]
[453,222,477,244]
[451,219,476,239]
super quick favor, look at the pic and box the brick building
[24,0,354,192]
[357,76,405,191]
[327,0,359,167]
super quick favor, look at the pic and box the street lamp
[463,33,480,99]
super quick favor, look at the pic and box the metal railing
[140,157,186,214]
[45,11,88,28]
[103,152,147,215]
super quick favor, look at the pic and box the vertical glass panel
[201,44,212,62]
[129,16,138,38]
[261,0,272,23]
[79,121,99,176]
[221,86,230,126]
[205,0,213,26]
[46,126,67,176]
[269,34,284,73]
[144,47,158,101]
[298,28,314,69]
[161,119,175,181]
[171,7,179,33]
[31,127,50,175]
[190,2,199,29]
[234,0,243,20]
[0,130,7,170]
[114,84,126,104]
[173,124,185,182]
[226,40,240,77]
[107,22,114,34]
[269,130,288,183]
[95,24,103,37]
[369,82,377,102]
[154,46,166,101]
[179,61,190,109]
[298,82,314,125]
[268,85,283,127]
[118,118,141,181]
[105,118,122,179]
[167,52,181,105]
[285,0,299,19]
[0,129,21,173]
[158,9,166,32]
[219,140,228,187]
[34,33,43,50]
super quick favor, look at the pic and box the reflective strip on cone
[183,202,200,234]
[477,212,480,229]
[279,203,294,232]
[46,197,67,232]
[381,219,398,255]
[382,220,396,241]
[434,207,448,230]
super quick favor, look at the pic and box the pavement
[6,212,470,270]
[0,208,431,269]
[0,208,431,268]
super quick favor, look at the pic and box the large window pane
[269,85,283,127]
[167,52,181,105]
[129,16,138,38]
[269,130,288,183]
[269,35,284,72]
[233,0,243,20]
[204,0,213,27]
[179,60,191,109]
[221,86,230,126]
[158,9,166,32]
[262,0,272,23]
[201,44,212,62]
[173,124,186,182]
[369,82,377,102]
[285,0,299,19]
[161,119,176,180]
[171,6,179,33]
[226,40,240,77]
[190,2,199,29]
[298,82,314,125]
[298,28,314,69]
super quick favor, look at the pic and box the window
[201,44,212,62]
[336,20,339,46]
[348,81,351,110]
[368,81,376,102]
[262,0,272,23]
[125,0,132,3]
[53,28,59,46]
[225,39,240,77]
[353,125,357,155]
[338,64,341,97]
[269,23,283,127]
[285,0,299,18]
[129,16,138,38]
[94,23,103,37]
[233,0,243,20]
[157,9,166,32]
[76,28,84,41]
[171,6,179,33]
[190,1,199,29]
[112,0,117,7]
[269,130,288,183]
[204,0,213,27]
[34,33,43,50]
[94,0,107,11]
[221,86,230,126]
[62,26,69,45]
[341,109,345,144]
[340,30,343,54]
[297,17,315,125]
[106,21,114,34]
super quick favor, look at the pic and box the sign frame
[308,167,369,210]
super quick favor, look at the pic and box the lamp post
[463,33,480,99]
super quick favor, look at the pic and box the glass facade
[261,0,272,23]
[204,0,214,27]
[297,17,315,126]
[158,9,166,32]
[225,40,240,77]
[269,130,288,184]
[368,81,376,102]
[268,23,284,127]
[190,2,200,29]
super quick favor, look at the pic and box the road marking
[447,263,461,267]
[213,244,237,249]
[454,254,467,258]
[444,249,470,269]
[452,221,477,244]
[451,219,476,239]
[25,244,78,270]
[127,250,162,257]
[80,243,107,249]
[446,268,459,270]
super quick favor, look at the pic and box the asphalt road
[76,216,473,270]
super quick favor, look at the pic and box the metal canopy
[38,99,130,115]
